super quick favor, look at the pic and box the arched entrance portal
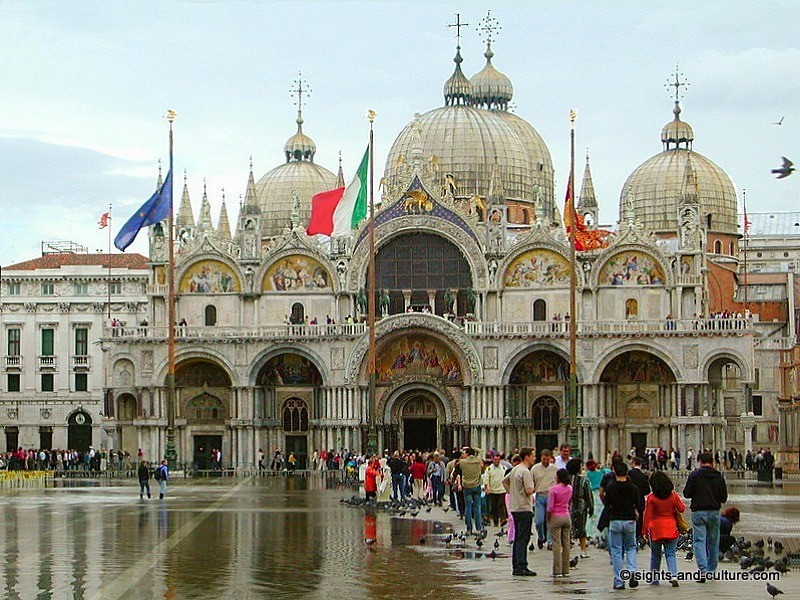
[401,394,438,451]
[68,411,92,452]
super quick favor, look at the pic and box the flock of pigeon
[345,494,793,596]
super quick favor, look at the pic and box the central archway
[382,383,457,452]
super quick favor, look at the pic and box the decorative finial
[165,109,177,123]
[203,177,207,196]
[665,64,690,104]
[290,70,311,129]
[570,109,578,129]
[447,13,470,46]
[477,10,500,50]
[221,186,225,203]
[158,158,162,178]
[585,148,590,163]
[183,168,188,184]
[367,109,377,124]
[249,155,253,172]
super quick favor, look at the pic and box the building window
[521,208,529,224]
[39,427,53,451]
[729,242,735,255]
[625,298,639,319]
[714,240,722,254]
[532,396,559,431]
[204,305,217,326]
[7,328,20,356]
[5,427,18,453]
[7,373,20,392]
[75,373,88,392]
[41,283,55,295]
[74,327,88,356]
[109,281,123,295]
[74,282,89,296]
[532,299,547,321]
[41,328,54,356]
[752,395,763,416]
[282,398,309,432]
[41,373,54,392]
[754,368,760,389]
[7,283,20,295]
[291,302,305,324]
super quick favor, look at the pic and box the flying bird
[767,582,784,598]
[772,157,795,179]
[771,116,784,126]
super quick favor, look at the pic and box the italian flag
[306,146,369,236]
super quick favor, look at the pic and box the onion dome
[660,102,695,149]
[443,46,472,106]
[620,102,737,236]
[469,44,513,110]
[256,78,337,237]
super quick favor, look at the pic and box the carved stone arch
[248,344,330,387]
[175,253,243,294]
[113,358,136,388]
[500,341,576,385]
[256,246,339,294]
[154,348,238,388]
[702,349,750,383]
[379,382,460,425]
[116,393,138,421]
[498,242,584,290]
[345,313,482,384]
[347,217,488,293]
[186,391,228,423]
[590,243,673,289]
[594,344,680,384]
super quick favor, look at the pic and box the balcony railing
[4,355,22,369]
[103,318,753,342]
[106,323,368,340]
[71,355,91,369]
[37,355,57,369]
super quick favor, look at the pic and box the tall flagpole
[165,109,178,467]
[107,202,112,320]
[742,189,749,313]
[568,109,579,452]
[366,109,378,456]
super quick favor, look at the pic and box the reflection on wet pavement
[0,477,798,599]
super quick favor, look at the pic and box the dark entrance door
[194,435,222,471]
[68,412,92,452]
[285,435,308,469]
[631,433,647,458]
[403,418,437,451]
[535,434,560,458]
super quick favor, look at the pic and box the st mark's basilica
[6,19,785,469]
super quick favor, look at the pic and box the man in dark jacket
[683,452,728,579]
[604,462,643,590]
[628,457,650,539]
[137,460,151,499]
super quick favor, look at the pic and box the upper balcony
[103,317,753,343]
[71,355,91,370]
[4,355,22,370]
[37,355,57,369]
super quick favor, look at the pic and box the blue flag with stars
[114,169,173,251]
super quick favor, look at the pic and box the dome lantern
[469,11,513,110]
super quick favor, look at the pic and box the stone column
[427,289,436,314]
[402,289,412,312]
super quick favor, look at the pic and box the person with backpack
[154,459,169,499]
[137,460,151,499]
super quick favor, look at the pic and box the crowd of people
[0,447,139,473]
[357,444,737,589]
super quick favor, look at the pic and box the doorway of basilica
[400,393,439,451]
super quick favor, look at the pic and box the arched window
[532,299,547,321]
[729,242,735,255]
[282,398,309,432]
[291,302,305,324]
[521,208,529,224]
[204,305,217,326]
[714,240,722,254]
[532,396,559,431]
[625,298,638,319]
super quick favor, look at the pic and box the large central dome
[384,42,554,221]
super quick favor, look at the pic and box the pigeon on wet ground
[767,582,784,598]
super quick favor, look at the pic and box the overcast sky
[1,0,798,264]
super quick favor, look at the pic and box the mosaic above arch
[179,260,240,293]
[263,254,332,292]
[510,350,569,384]
[600,351,676,383]
[378,334,462,384]
[599,251,666,286]
[504,249,570,288]
[258,354,323,386]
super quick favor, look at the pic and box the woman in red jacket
[642,471,685,587]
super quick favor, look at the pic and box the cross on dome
[447,13,469,45]
[665,64,690,103]
[477,10,500,49]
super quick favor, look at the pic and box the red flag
[564,173,611,251]
[98,212,111,229]
[306,187,345,236]
[743,199,751,235]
